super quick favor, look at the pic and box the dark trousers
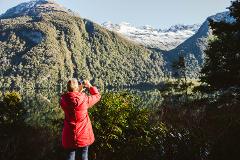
[66,146,89,160]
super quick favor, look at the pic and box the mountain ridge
[162,11,235,77]
[0,0,236,91]
[102,21,201,51]
[0,0,76,19]
[0,0,165,91]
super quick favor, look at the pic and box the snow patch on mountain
[0,0,74,19]
[102,22,200,51]
[209,11,236,23]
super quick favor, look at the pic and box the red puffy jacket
[60,86,101,149]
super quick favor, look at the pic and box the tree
[172,54,187,81]
[201,0,240,89]
[88,92,167,160]
[0,91,25,126]
[171,54,190,105]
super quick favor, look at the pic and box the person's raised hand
[84,80,92,88]
[79,84,85,92]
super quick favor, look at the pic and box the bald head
[67,78,79,92]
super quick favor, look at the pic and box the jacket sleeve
[86,86,101,108]
[60,95,66,108]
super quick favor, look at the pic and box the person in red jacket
[60,78,101,160]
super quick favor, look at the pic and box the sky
[0,0,232,29]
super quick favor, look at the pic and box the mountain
[0,0,165,91]
[102,12,235,78]
[163,11,236,78]
[102,22,200,51]
[0,0,75,19]
[1,0,235,92]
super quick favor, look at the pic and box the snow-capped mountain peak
[140,25,156,31]
[208,11,236,24]
[164,24,200,33]
[102,22,201,51]
[0,0,73,19]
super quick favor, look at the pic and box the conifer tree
[201,0,240,89]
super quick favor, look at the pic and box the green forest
[1,1,240,160]
[0,10,164,91]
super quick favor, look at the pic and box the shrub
[89,92,168,160]
[0,91,25,126]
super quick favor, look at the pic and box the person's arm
[60,94,66,108]
[84,80,101,108]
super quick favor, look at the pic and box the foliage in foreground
[0,90,240,160]
[89,92,167,160]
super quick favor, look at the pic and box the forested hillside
[0,1,240,160]
[0,2,164,91]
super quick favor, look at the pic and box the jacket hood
[63,92,83,107]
